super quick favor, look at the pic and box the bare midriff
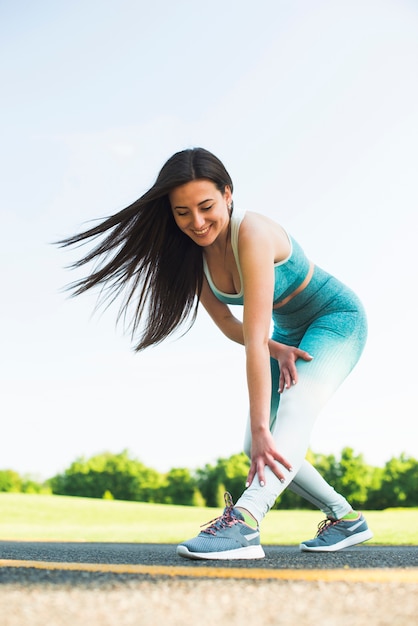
[272,261,315,310]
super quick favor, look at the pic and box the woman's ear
[224,185,233,207]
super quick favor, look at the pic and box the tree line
[1,447,417,509]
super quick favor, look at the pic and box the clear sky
[1,0,417,480]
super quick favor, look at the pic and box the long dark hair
[57,147,234,351]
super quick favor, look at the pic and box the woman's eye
[175,204,212,217]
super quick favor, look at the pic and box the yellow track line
[1,560,418,583]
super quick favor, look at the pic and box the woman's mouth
[193,225,210,236]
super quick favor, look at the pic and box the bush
[0,469,22,492]
[50,450,164,501]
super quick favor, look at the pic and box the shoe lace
[316,518,339,537]
[201,491,239,536]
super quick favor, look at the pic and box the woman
[59,147,373,560]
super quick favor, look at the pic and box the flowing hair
[57,148,234,351]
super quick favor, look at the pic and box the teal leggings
[236,266,368,523]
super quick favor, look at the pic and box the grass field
[0,493,417,545]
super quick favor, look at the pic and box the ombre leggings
[235,266,368,523]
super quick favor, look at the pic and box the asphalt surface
[1,541,418,567]
[0,541,417,580]
[1,543,417,626]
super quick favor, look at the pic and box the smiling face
[169,179,232,248]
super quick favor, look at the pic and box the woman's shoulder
[238,210,287,240]
[238,211,291,261]
[240,210,283,230]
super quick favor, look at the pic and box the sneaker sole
[299,528,374,552]
[177,544,265,560]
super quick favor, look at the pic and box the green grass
[0,493,417,545]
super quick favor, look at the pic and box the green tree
[50,450,164,502]
[161,468,200,506]
[196,453,249,507]
[217,453,250,502]
[307,447,375,509]
[196,462,221,507]
[22,476,52,494]
[363,465,384,508]
[0,469,22,492]
[368,454,418,509]
[334,447,374,508]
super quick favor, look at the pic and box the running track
[1,542,417,583]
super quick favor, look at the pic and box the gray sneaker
[177,492,265,560]
[300,513,373,552]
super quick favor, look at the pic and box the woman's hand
[269,340,313,393]
[246,428,293,487]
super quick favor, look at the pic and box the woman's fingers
[256,461,266,487]
[246,461,268,488]
[298,349,314,362]
[278,349,313,392]
[246,456,293,488]
[245,464,256,488]
[279,367,296,392]
[277,453,293,473]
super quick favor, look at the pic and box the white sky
[1,0,417,480]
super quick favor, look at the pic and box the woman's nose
[191,212,205,229]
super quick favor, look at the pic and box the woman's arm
[237,216,293,485]
[200,280,311,394]
[199,278,245,344]
[200,217,289,485]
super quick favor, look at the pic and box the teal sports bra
[202,211,311,306]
